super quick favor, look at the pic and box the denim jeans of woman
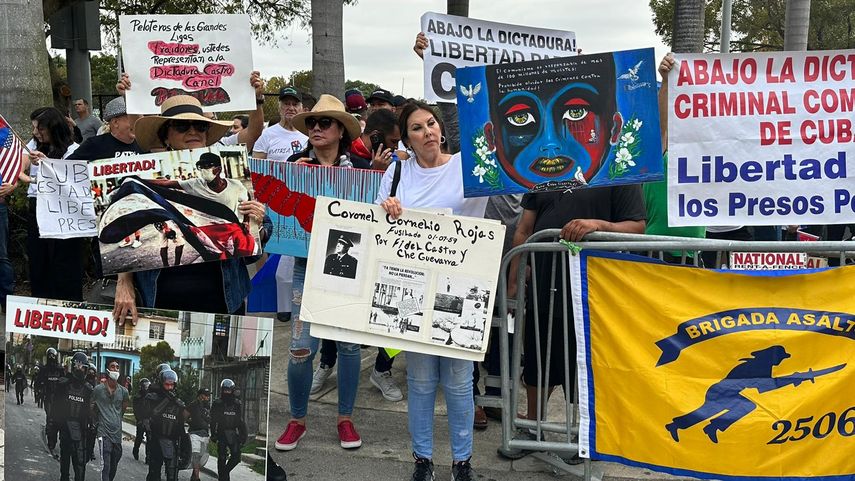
[406,351,474,461]
[287,258,361,418]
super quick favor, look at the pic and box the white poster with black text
[302,197,505,361]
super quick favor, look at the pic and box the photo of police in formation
[5,327,271,481]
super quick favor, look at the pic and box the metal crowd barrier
[475,230,854,479]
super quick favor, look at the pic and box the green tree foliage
[175,365,200,406]
[138,341,176,381]
[649,0,855,52]
[90,53,120,95]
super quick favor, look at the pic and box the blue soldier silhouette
[665,345,844,443]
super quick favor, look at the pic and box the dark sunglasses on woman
[305,117,335,130]
[170,120,211,133]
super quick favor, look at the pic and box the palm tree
[671,0,706,53]
[447,0,469,17]
[783,0,811,50]
[0,0,53,133]
[310,0,345,100]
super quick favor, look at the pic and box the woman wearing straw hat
[111,94,269,320]
[273,94,365,453]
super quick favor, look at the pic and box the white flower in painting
[620,132,635,145]
[632,119,643,130]
[472,165,488,183]
[615,147,633,166]
[484,156,497,167]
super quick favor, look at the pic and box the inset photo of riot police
[4,304,273,481]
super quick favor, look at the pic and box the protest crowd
[1,7,853,481]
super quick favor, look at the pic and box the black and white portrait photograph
[322,229,362,279]
[368,264,427,339]
[431,276,491,351]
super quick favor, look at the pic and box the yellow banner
[574,251,855,480]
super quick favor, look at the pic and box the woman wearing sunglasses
[112,94,268,321]
[274,94,367,452]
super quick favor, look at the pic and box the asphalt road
[4,390,216,481]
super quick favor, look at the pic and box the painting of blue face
[484,53,620,189]
[456,48,662,197]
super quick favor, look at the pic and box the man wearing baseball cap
[366,88,396,114]
[67,97,144,160]
[252,87,309,161]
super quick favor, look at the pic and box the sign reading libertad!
[668,50,855,227]
[119,14,255,113]
[6,295,117,343]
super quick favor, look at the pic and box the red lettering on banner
[765,57,795,83]
[11,307,111,337]
[677,58,757,86]
[804,54,855,82]
[801,119,855,145]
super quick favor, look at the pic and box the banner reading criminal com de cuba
[668,50,855,227]
[570,251,854,480]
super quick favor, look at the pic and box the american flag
[0,114,24,186]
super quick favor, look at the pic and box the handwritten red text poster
[120,14,256,114]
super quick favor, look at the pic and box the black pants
[45,407,60,450]
[59,428,87,481]
[217,432,242,481]
[26,198,84,301]
[147,436,178,481]
[16,387,24,404]
[134,423,147,459]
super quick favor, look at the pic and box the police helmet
[159,369,178,391]
[33,366,40,373]
[46,347,58,362]
[198,387,211,397]
[139,377,151,390]
[15,364,22,370]
[71,352,89,379]
[220,378,236,395]
[155,363,172,378]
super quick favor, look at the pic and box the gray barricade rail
[475,230,854,479]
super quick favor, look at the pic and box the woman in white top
[376,102,487,481]
[25,107,81,300]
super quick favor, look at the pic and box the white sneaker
[370,369,403,402]
[131,240,142,248]
[310,364,333,394]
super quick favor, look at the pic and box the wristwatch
[256,97,266,105]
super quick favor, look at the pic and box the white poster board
[36,158,98,239]
[420,12,577,103]
[668,50,855,226]
[6,295,117,343]
[119,14,255,114]
[302,197,505,361]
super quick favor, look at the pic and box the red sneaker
[275,421,306,451]
[337,420,363,449]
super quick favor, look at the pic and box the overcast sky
[252,0,671,97]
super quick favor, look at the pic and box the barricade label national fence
[667,50,855,227]
[571,251,854,480]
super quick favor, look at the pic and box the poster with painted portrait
[457,48,663,197]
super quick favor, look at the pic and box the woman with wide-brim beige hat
[285,94,370,168]
[133,95,233,152]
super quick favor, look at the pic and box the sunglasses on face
[170,120,211,133]
[305,117,335,130]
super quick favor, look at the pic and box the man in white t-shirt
[252,88,308,160]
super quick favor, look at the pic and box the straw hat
[134,95,232,151]
[292,94,362,140]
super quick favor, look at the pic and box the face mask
[108,371,120,381]
[199,167,218,182]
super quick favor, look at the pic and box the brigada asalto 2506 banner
[571,251,854,481]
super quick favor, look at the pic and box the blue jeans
[406,351,474,461]
[288,258,361,419]
[0,203,14,309]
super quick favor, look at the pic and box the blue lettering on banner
[655,308,855,366]
[676,152,847,184]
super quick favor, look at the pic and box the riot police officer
[211,379,247,481]
[14,364,27,404]
[145,369,185,481]
[38,346,66,457]
[133,377,151,461]
[85,362,98,461]
[53,351,93,481]
[32,365,43,406]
